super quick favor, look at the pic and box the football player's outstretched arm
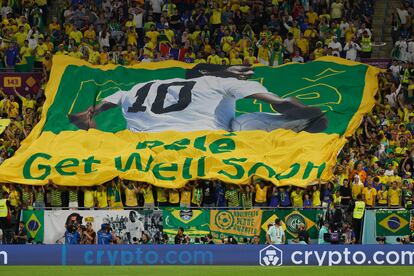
[248,93,324,120]
[68,101,117,130]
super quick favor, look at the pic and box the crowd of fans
[0,0,375,70]
[1,0,414,245]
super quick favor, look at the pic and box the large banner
[162,209,210,242]
[43,209,162,244]
[0,56,380,187]
[260,209,323,243]
[210,209,262,243]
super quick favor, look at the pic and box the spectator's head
[275,218,281,226]
[177,227,184,235]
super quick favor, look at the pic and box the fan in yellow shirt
[34,37,49,61]
[291,188,304,207]
[84,25,96,41]
[96,185,108,208]
[14,26,27,46]
[207,49,221,64]
[126,27,138,46]
[146,25,160,45]
[123,181,138,207]
[194,52,206,63]
[306,7,319,25]
[68,46,83,59]
[64,22,74,35]
[210,6,222,25]
[139,183,154,208]
[296,34,310,56]
[312,185,322,206]
[19,40,32,62]
[244,48,257,65]
[377,185,388,206]
[230,52,243,65]
[168,189,180,206]
[157,187,168,206]
[255,182,268,205]
[219,52,230,65]
[164,26,175,42]
[12,88,36,113]
[88,46,100,64]
[69,27,83,44]
[83,187,96,208]
[313,42,325,59]
[180,186,192,208]
[388,182,401,207]
[362,184,377,207]
[143,37,155,58]
[221,32,234,53]
[48,17,61,33]
[100,47,110,65]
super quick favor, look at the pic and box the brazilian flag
[162,209,210,242]
[376,210,410,236]
[21,210,44,243]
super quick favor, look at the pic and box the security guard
[360,31,372,58]
[352,194,366,243]
[0,199,8,218]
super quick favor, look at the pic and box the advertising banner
[0,72,42,95]
[0,245,413,266]
[0,56,379,187]
[43,209,162,244]
[210,209,262,243]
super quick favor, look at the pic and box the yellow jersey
[362,187,377,206]
[124,187,138,207]
[255,184,268,203]
[388,188,401,206]
[96,190,108,208]
[180,190,191,205]
[168,190,180,204]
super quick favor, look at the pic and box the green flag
[260,209,323,243]
[22,210,44,243]
[376,209,410,236]
[162,209,210,242]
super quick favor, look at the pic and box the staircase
[371,0,401,58]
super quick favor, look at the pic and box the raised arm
[68,101,117,130]
[248,92,324,120]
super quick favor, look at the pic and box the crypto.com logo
[259,245,283,266]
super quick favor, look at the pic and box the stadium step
[372,0,396,59]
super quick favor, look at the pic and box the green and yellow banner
[210,209,262,243]
[376,209,411,236]
[0,118,11,135]
[260,209,323,242]
[0,56,380,187]
[21,209,44,243]
[162,209,210,242]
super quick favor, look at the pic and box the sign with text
[0,56,379,187]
